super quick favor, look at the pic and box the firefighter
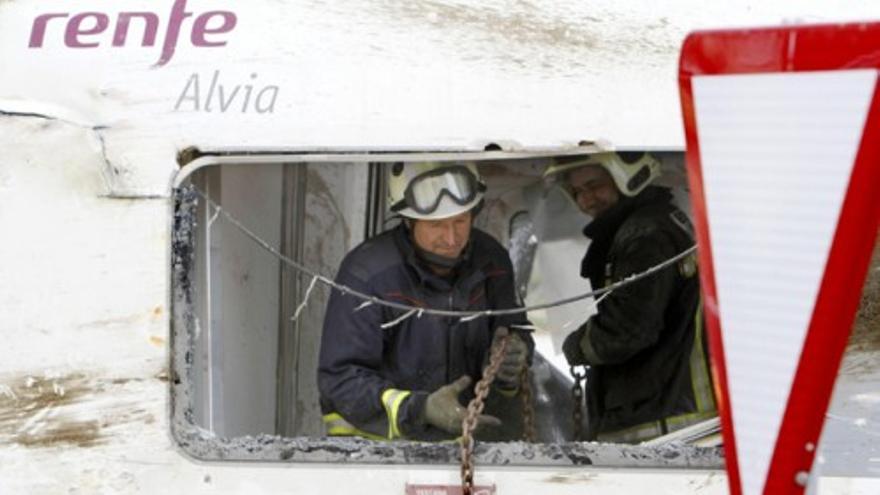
[545,152,716,443]
[318,161,534,441]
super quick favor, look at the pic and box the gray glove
[423,376,502,434]
[489,327,529,390]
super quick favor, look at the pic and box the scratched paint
[0,374,101,448]
[0,371,161,453]
[3,1,880,494]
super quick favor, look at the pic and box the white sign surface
[692,69,877,495]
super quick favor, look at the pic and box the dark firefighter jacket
[579,186,715,437]
[317,224,533,441]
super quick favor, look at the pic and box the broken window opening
[170,150,731,467]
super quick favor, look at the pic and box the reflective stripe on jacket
[317,225,532,441]
[579,186,717,438]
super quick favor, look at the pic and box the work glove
[423,376,502,435]
[562,324,590,366]
[488,327,529,391]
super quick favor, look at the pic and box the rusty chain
[570,365,587,442]
[460,333,508,495]
[460,333,538,495]
[520,366,536,442]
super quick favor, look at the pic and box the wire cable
[189,186,697,319]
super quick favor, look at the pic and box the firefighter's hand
[423,376,502,434]
[562,325,590,366]
[489,327,529,391]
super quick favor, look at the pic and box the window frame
[169,150,723,469]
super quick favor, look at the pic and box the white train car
[1,1,878,493]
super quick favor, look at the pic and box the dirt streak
[0,372,159,449]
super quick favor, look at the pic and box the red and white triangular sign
[679,23,880,495]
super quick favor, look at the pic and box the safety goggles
[397,165,486,215]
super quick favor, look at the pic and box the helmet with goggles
[543,151,661,198]
[388,161,486,220]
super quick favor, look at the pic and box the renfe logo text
[28,0,237,67]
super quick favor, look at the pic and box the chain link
[520,366,536,443]
[461,333,509,495]
[460,334,540,494]
[570,365,587,442]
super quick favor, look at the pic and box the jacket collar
[580,186,672,286]
[392,224,482,292]
[582,186,672,243]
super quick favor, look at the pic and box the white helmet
[388,161,486,220]
[543,152,661,197]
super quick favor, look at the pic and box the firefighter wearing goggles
[388,161,486,219]
[387,161,487,269]
[318,161,533,441]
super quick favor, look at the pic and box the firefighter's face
[567,165,620,218]
[411,210,473,260]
